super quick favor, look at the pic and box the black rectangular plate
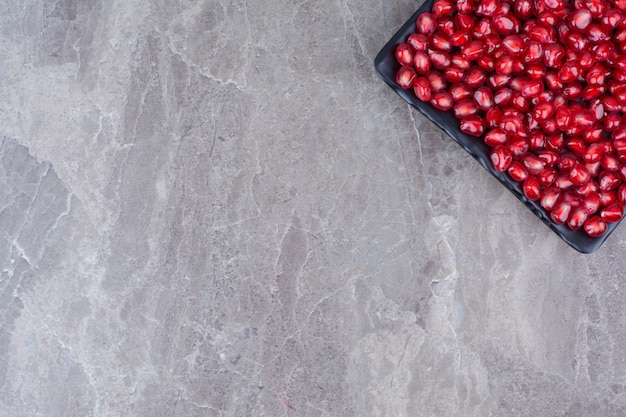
[374,0,621,253]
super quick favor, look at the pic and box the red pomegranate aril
[456,13,475,30]
[601,8,623,29]
[431,33,452,52]
[586,161,602,178]
[416,12,437,35]
[583,191,602,213]
[454,100,479,119]
[414,51,431,74]
[491,145,513,171]
[476,0,500,16]
[407,34,429,51]
[587,24,610,42]
[461,40,485,61]
[493,14,520,35]
[543,44,565,68]
[599,171,621,190]
[593,41,615,61]
[508,160,529,181]
[567,207,588,230]
[484,108,501,129]
[522,175,541,200]
[465,66,487,88]
[533,101,554,121]
[488,74,512,89]
[600,190,618,206]
[619,183,626,202]
[568,8,592,30]
[555,106,573,130]
[413,77,432,101]
[449,82,473,102]
[584,126,604,143]
[601,202,625,222]
[526,63,547,79]
[450,29,471,47]
[432,0,455,18]
[551,202,572,224]
[522,153,545,173]
[570,163,592,185]
[438,18,456,38]
[424,72,445,91]
[541,187,561,210]
[514,0,534,19]
[395,43,415,66]
[602,95,621,112]
[564,31,588,51]
[483,34,503,56]
[586,64,607,85]
[396,66,417,89]
[528,23,554,43]
[522,41,544,64]
[555,173,575,189]
[558,152,578,170]
[502,35,526,56]
[484,128,508,146]
[430,90,454,111]
[473,86,494,110]
[604,113,622,132]
[583,143,605,163]
[601,153,620,171]
[477,55,496,71]
[538,150,560,166]
[526,113,541,131]
[529,131,546,150]
[546,132,565,152]
[508,136,529,157]
[573,110,595,130]
[558,61,581,83]
[567,138,587,156]
[510,92,530,111]
[581,85,605,101]
[444,66,466,83]
[538,167,558,186]
[460,115,486,137]
[584,216,608,236]
[473,17,495,38]
[451,53,472,70]
[545,72,565,91]
[430,51,452,70]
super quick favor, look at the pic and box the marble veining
[1,1,626,416]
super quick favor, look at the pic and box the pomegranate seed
[430,90,454,111]
[583,192,602,213]
[514,0,534,19]
[558,61,581,83]
[551,202,572,224]
[502,35,526,56]
[461,40,485,61]
[395,43,414,66]
[601,203,625,222]
[599,190,618,206]
[456,13,475,30]
[584,216,608,236]
[484,128,507,146]
[485,107,502,128]
[465,66,487,88]
[568,8,592,30]
[619,183,626,202]
[450,29,471,47]
[407,34,429,51]
[444,66,465,83]
[430,51,452,69]
[413,77,432,101]
[473,17,495,38]
[474,86,494,110]
[601,9,623,29]
[523,175,541,200]
[490,145,513,171]
[432,0,455,18]
[454,100,480,119]
[449,82,473,102]
[533,101,554,121]
[426,71,447,91]
[538,167,558,186]
[476,0,500,16]
[599,171,621,190]
[416,12,437,35]
[541,187,561,210]
[570,164,592,185]
[396,66,417,89]
[493,14,520,35]
[414,51,431,74]
[508,161,529,181]
[451,53,471,70]
[568,206,589,230]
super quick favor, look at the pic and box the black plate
[374,0,622,253]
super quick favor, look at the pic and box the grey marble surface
[1,1,626,416]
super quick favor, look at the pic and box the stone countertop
[0,1,625,416]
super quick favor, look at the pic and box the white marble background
[1,1,626,416]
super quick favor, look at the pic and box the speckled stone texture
[1,1,626,416]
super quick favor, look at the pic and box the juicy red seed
[601,203,625,222]
[601,154,620,171]
[416,12,437,35]
[462,40,485,61]
[599,171,621,190]
[508,161,529,181]
[538,167,558,186]
[502,35,526,56]
[568,207,589,230]
[523,175,541,200]
[396,66,417,89]
[407,34,429,51]
[414,51,431,74]
[541,187,561,210]
[465,66,486,88]
[431,33,452,52]
[568,8,592,30]
[430,51,452,69]
[432,0,455,18]
[395,43,415,66]
[583,192,602,213]
[490,145,513,172]
[413,77,432,102]
[450,29,471,47]
[485,107,502,128]
[584,216,608,236]
[551,202,572,224]
[484,128,507,147]
[430,90,454,111]
[570,164,592,186]
[476,0,500,16]
[474,86,494,110]
[444,67,465,83]
[454,100,480,119]
[449,82,473,102]
[426,72,447,91]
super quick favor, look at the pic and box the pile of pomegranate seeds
[395,0,626,237]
